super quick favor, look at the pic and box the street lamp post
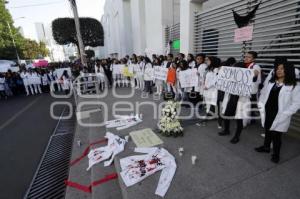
[6,21,20,64]
[68,0,86,67]
[4,1,24,64]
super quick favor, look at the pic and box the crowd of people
[93,52,300,164]
[0,65,74,99]
[1,51,300,163]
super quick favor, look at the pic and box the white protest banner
[128,64,135,74]
[133,64,141,73]
[216,66,254,97]
[144,67,154,80]
[55,68,72,79]
[112,64,125,75]
[234,25,253,43]
[179,69,198,88]
[153,66,168,81]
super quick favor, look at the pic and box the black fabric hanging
[232,1,261,28]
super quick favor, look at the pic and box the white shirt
[247,63,261,94]
[195,63,208,93]
[20,72,29,86]
[87,132,126,170]
[0,77,5,91]
[144,63,154,81]
[120,147,176,197]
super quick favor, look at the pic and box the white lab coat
[222,93,251,119]
[203,68,219,111]
[144,63,154,81]
[20,72,30,86]
[95,65,106,83]
[120,147,177,197]
[194,63,207,94]
[61,75,71,90]
[258,82,300,132]
[0,77,5,91]
[247,63,261,95]
[87,132,126,170]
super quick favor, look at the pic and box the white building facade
[100,0,300,72]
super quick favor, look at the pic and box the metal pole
[69,0,86,67]
[6,21,20,64]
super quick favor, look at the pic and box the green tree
[0,0,49,60]
[52,17,104,50]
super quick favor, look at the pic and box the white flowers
[158,100,183,137]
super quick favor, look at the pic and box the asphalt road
[0,94,71,199]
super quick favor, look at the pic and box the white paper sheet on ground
[105,114,142,130]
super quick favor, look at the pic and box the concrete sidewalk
[66,88,300,199]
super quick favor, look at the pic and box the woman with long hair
[198,56,221,126]
[255,62,300,163]
[143,57,154,94]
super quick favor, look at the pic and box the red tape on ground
[70,138,107,166]
[65,173,118,193]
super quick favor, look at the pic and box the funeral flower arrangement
[158,100,183,137]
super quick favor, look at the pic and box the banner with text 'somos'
[216,66,254,97]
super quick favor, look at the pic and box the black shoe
[230,137,240,144]
[218,131,230,136]
[255,146,270,153]
[271,155,280,163]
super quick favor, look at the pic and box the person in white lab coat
[143,57,154,94]
[255,62,300,163]
[0,73,7,99]
[244,51,261,124]
[194,54,207,97]
[153,58,163,95]
[32,69,42,94]
[20,69,34,96]
[136,56,145,90]
[197,56,220,126]
[60,70,71,95]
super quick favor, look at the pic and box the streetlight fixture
[4,1,25,64]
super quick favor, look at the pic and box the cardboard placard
[234,25,253,43]
[179,69,198,88]
[154,66,168,81]
[216,66,254,97]
[130,128,163,148]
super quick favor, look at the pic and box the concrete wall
[145,0,164,56]
[130,0,146,55]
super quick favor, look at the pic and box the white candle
[77,139,81,147]
[178,147,184,156]
[191,155,197,165]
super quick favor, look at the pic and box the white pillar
[130,0,146,55]
[180,0,203,55]
[145,0,164,56]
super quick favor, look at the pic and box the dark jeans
[144,81,153,93]
[224,119,243,138]
[264,129,283,157]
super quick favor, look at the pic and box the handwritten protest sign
[112,65,125,75]
[130,128,163,148]
[179,69,198,88]
[133,64,141,72]
[153,66,168,81]
[122,67,134,77]
[234,25,253,43]
[216,66,254,97]
[144,67,154,80]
